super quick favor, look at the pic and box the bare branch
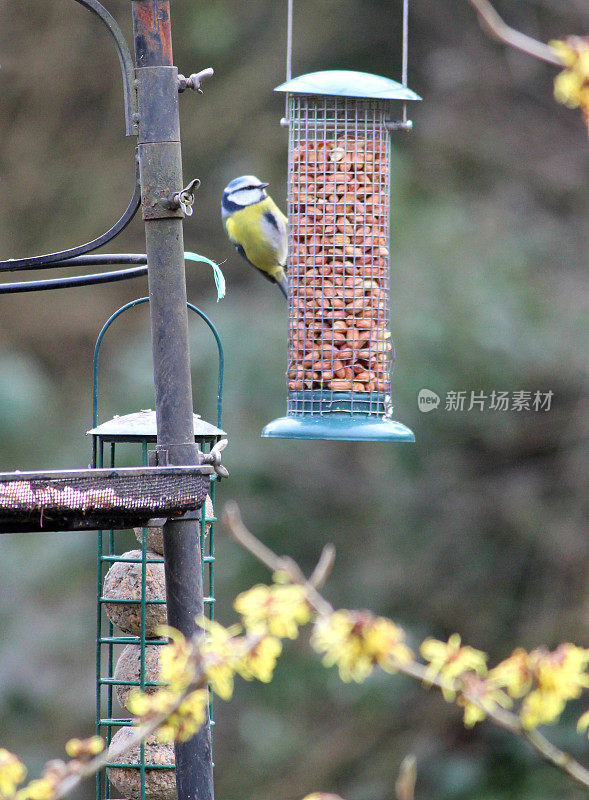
[525,727,589,787]
[466,0,561,65]
[223,501,289,574]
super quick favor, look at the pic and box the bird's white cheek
[232,188,263,207]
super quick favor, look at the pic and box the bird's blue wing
[261,203,288,267]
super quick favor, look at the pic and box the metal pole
[131,3,214,800]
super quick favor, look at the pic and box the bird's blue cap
[223,175,267,196]
[274,70,421,101]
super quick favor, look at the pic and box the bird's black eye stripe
[229,184,259,195]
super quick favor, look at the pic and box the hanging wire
[282,0,294,126]
[402,0,409,123]
[285,0,408,87]
[402,0,409,87]
[286,0,293,82]
[282,1,412,130]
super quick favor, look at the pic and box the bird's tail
[277,274,288,299]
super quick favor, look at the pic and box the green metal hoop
[92,297,224,430]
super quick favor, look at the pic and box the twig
[383,644,589,787]
[224,502,589,790]
[222,501,333,616]
[525,727,589,787]
[53,659,210,799]
[223,501,288,574]
[38,500,589,798]
[309,543,336,590]
[374,647,589,788]
[395,754,417,800]
[52,630,260,800]
[465,0,561,65]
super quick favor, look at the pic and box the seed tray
[0,465,213,533]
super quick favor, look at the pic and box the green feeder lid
[274,70,421,101]
[87,409,226,443]
[262,413,414,442]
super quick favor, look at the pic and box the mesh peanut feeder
[262,70,420,441]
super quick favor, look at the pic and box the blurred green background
[0,1,587,798]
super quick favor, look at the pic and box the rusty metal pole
[131,3,214,800]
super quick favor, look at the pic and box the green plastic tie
[184,251,226,302]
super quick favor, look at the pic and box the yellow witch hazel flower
[361,614,413,674]
[302,795,345,800]
[577,710,589,737]
[311,610,412,683]
[488,647,532,698]
[0,749,27,800]
[156,625,196,691]
[420,634,487,701]
[64,735,104,760]
[198,617,243,700]
[550,37,589,130]
[157,689,208,743]
[234,581,311,640]
[520,688,564,731]
[127,687,177,718]
[127,681,207,744]
[457,673,513,728]
[236,635,282,683]
[126,623,203,739]
[14,777,59,800]
[520,643,589,729]
[534,643,589,698]
[14,759,69,800]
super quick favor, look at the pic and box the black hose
[0,264,147,294]
[49,254,148,267]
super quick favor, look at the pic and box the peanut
[330,379,353,390]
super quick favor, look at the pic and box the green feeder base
[262,392,414,442]
[262,413,414,442]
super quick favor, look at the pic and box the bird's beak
[259,182,270,189]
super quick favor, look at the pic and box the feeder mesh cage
[287,95,393,417]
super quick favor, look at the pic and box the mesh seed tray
[0,466,213,533]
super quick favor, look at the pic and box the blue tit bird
[221,175,288,298]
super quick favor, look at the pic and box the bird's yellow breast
[225,197,287,280]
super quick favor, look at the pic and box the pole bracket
[201,439,229,479]
[178,67,214,94]
[165,178,201,216]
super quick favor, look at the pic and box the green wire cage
[89,298,225,800]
